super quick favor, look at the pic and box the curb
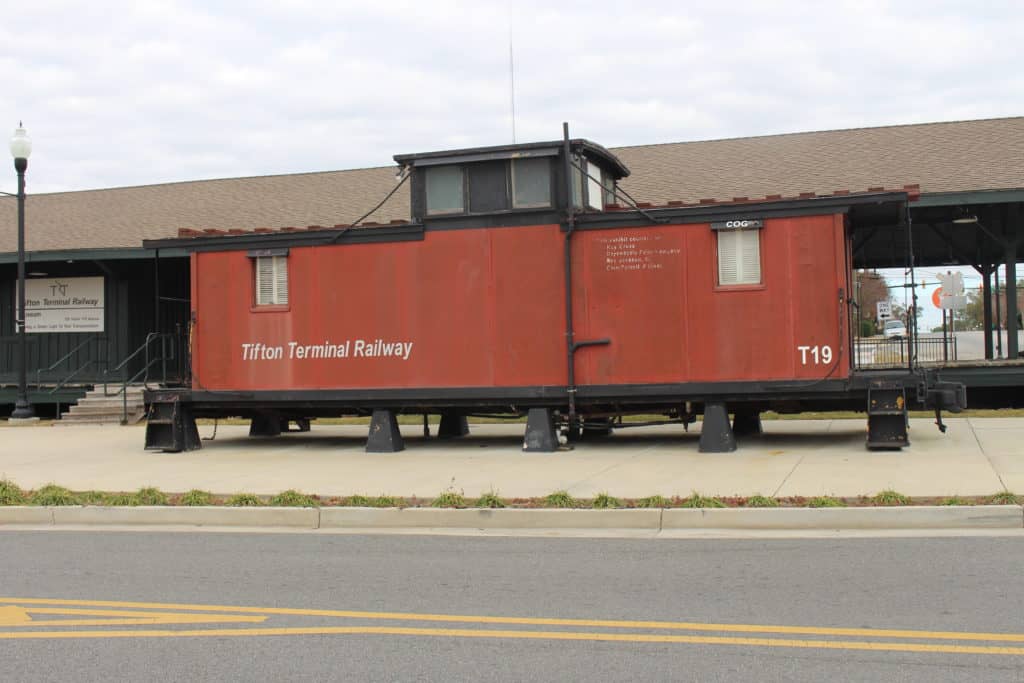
[0,505,1021,531]
[0,506,318,528]
[318,507,662,529]
[0,507,55,524]
[661,506,1024,530]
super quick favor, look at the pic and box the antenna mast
[509,38,517,143]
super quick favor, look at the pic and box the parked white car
[883,319,907,339]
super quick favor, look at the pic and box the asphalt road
[919,330,1024,360]
[948,330,1024,360]
[1,531,1023,681]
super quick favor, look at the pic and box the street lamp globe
[9,124,31,160]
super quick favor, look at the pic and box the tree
[854,270,889,335]
[954,288,984,330]
[954,278,1024,330]
[891,301,923,326]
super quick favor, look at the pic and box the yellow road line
[0,606,30,625]
[3,618,263,628]
[0,625,1022,655]
[1,598,1021,644]
[29,607,262,620]
[0,605,266,628]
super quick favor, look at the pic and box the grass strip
[0,480,1019,510]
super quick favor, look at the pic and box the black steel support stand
[367,409,404,453]
[866,381,909,449]
[523,408,558,452]
[437,410,469,438]
[144,400,201,452]
[732,409,763,436]
[699,402,737,453]
[249,412,283,437]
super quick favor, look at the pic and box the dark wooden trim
[144,224,425,252]
[0,248,190,264]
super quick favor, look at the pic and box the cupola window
[425,165,465,215]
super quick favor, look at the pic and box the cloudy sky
[3,0,1022,196]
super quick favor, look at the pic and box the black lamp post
[9,123,34,420]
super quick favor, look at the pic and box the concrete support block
[249,413,282,437]
[366,409,405,453]
[523,408,558,452]
[437,410,470,439]
[732,409,762,436]
[699,402,737,452]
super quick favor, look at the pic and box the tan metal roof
[614,116,1024,204]
[3,116,1022,254]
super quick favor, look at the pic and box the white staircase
[58,384,147,425]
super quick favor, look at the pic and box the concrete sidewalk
[1,417,1021,499]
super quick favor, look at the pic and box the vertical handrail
[98,331,184,423]
[161,335,168,385]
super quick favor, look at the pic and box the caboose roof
[143,189,911,252]
[3,116,1023,259]
[393,138,630,179]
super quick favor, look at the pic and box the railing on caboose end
[853,336,958,369]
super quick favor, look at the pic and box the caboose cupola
[394,138,630,223]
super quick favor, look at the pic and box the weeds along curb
[0,505,1021,530]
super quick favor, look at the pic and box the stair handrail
[141,332,178,390]
[103,333,161,395]
[36,334,107,395]
[103,332,178,423]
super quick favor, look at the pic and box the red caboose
[145,131,956,453]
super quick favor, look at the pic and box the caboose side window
[717,228,761,286]
[570,155,585,209]
[602,174,615,207]
[425,166,465,215]
[586,160,604,210]
[511,157,551,208]
[468,160,511,212]
[255,255,289,306]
